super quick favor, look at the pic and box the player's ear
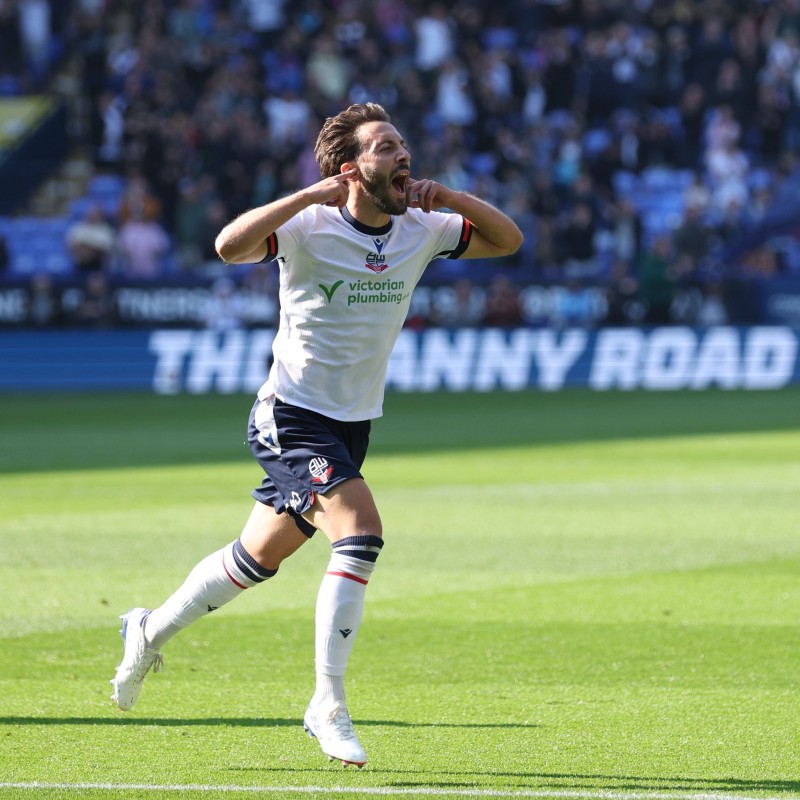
[340,162,358,178]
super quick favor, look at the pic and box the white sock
[144,538,276,649]
[312,535,383,710]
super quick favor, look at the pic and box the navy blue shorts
[247,397,371,537]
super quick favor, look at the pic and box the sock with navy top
[312,535,383,709]
[144,538,276,649]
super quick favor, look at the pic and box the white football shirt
[257,204,472,420]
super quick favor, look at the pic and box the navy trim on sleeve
[258,232,279,263]
[433,218,473,260]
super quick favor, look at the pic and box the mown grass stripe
[0,783,796,800]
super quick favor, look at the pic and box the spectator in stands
[607,198,643,268]
[673,203,713,276]
[9,0,800,327]
[241,0,288,50]
[741,245,780,279]
[638,233,677,324]
[66,205,117,273]
[483,275,522,328]
[263,87,312,147]
[435,58,476,127]
[683,173,711,214]
[530,169,561,221]
[118,209,170,279]
[604,259,643,325]
[306,34,350,105]
[18,0,51,82]
[118,175,163,225]
[533,215,559,278]
[717,198,748,246]
[712,59,749,124]
[749,184,775,225]
[706,137,749,214]
[414,4,454,78]
[753,82,789,161]
[678,82,707,168]
[174,177,215,271]
[558,203,600,278]
[552,124,583,188]
[92,90,127,168]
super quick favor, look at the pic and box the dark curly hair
[314,103,392,178]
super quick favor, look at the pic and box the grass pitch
[1,388,799,800]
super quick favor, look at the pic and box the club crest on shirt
[364,252,388,273]
[365,239,389,273]
[309,457,334,484]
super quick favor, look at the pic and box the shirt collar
[340,206,393,236]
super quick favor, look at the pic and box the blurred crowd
[3,0,800,328]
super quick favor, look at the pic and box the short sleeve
[429,213,473,261]
[259,206,317,262]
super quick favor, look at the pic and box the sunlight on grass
[1,390,799,798]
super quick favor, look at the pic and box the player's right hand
[304,169,357,208]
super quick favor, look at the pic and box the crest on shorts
[309,457,334,484]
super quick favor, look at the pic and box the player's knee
[361,515,382,539]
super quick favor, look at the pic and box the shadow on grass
[240,767,800,795]
[0,716,532,730]
[223,766,800,795]
[388,775,800,793]
[390,780,800,800]
[2,714,798,794]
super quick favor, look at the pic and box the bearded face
[358,163,409,216]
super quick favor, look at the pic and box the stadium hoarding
[3,277,800,329]
[1,327,799,393]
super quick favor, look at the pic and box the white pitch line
[0,783,797,800]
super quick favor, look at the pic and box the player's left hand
[406,178,452,213]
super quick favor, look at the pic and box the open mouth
[391,172,409,197]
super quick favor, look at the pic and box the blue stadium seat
[43,252,73,275]
[641,167,693,191]
[87,175,125,196]
[10,253,37,275]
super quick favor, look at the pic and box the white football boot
[303,702,367,767]
[110,608,163,711]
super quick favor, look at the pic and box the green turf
[1,388,799,800]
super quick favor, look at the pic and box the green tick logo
[319,280,343,303]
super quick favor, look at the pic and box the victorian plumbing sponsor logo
[318,277,410,307]
[316,240,410,306]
